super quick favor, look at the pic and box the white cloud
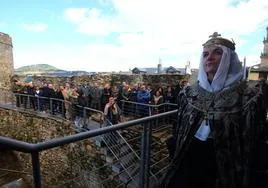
[64,8,89,23]
[14,0,268,72]
[240,43,263,66]
[61,0,268,70]
[22,23,48,32]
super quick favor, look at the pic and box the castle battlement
[0,32,13,47]
[0,32,14,100]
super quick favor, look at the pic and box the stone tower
[157,57,163,74]
[260,26,268,67]
[0,32,14,103]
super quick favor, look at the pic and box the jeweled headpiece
[203,32,235,50]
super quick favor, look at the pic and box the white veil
[197,45,243,92]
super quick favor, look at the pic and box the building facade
[249,27,268,80]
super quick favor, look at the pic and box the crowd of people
[10,32,268,188]
[12,79,189,124]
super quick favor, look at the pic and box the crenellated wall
[14,73,188,89]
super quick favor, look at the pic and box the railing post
[37,96,40,111]
[61,101,65,117]
[83,107,87,128]
[149,106,152,116]
[50,99,53,114]
[122,101,125,115]
[140,123,147,188]
[27,95,30,109]
[18,94,21,107]
[31,152,41,188]
[145,122,152,188]
[140,121,152,188]
[135,103,138,117]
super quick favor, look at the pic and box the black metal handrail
[10,92,176,128]
[0,109,178,188]
[1,111,175,152]
[1,91,178,187]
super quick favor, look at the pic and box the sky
[0,0,268,72]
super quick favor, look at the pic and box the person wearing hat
[161,32,264,188]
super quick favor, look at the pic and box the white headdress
[197,44,243,92]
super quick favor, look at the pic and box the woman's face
[203,46,223,76]
[109,97,115,104]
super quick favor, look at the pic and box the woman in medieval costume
[161,32,265,188]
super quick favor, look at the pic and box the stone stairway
[73,114,173,187]
[97,124,172,187]
[102,130,140,187]
[0,149,30,188]
[120,125,172,178]
[0,172,25,188]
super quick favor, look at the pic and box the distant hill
[15,64,62,73]
[14,64,91,77]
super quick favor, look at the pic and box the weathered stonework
[0,32,14,103]
[0,106,109,187]
[15,73,186,88]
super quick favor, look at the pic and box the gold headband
[203,32,235,50]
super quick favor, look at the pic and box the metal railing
[121,100,177,130]
[102,119,159,187]
[0,110,177,188]
[0,92,178,187]
[10,93,177,130]
[102,128,140,187]
[10,93,106,129]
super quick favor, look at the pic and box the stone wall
[0,106,73,143]
[0,32,14,102]
[0,106,108,187]
[261,56,268,67]
[15,73,187,88]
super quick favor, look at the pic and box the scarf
[197,45,244,92]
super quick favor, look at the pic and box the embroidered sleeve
[172,88,190,143]
[242,88,263,160]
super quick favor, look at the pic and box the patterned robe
[161,81,263,188]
